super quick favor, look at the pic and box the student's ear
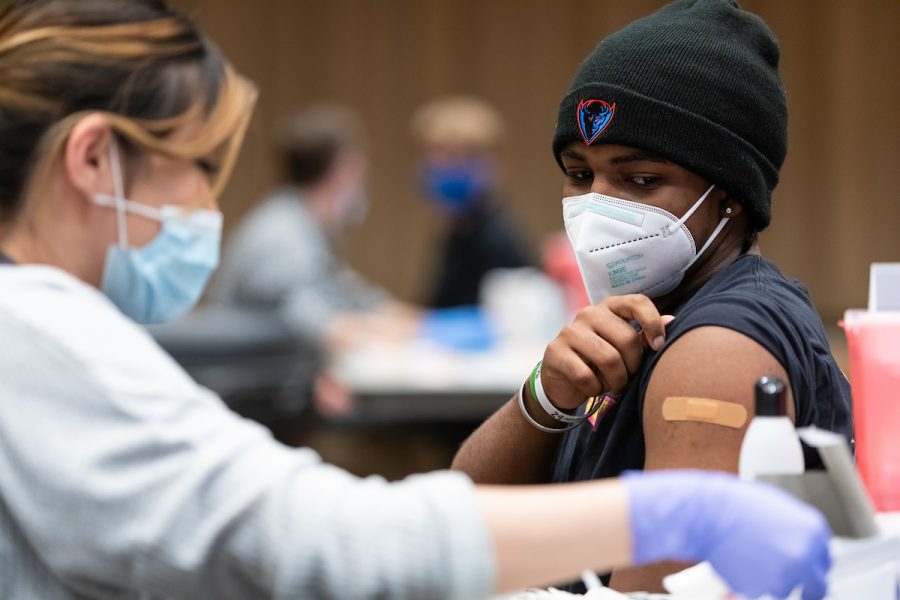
[63,114,116,199]
[718,192,743,218]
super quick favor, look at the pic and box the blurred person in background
[211,105,420,352]
[0,1,832,599]
[412,96,532,308]
[210,106,420,415]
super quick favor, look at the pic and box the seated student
[412,96,532,308]
[210,106,419,350]
[453,0,853,593]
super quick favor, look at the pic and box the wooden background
[173,0,900,324]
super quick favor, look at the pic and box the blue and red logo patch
[576,98,616,145]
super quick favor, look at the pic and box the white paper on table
[663,561,802,600]
[868,263,900,312]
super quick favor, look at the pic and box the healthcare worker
[0,1,829,599]
[211,105,420,352]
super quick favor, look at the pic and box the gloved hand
[623,470,831,600]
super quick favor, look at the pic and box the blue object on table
[419,305,496,351]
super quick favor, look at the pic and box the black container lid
[755,376,787,416]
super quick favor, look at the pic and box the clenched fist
[540,294,675,410]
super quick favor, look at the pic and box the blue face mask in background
[420,158,496,215]
[91,143,222,324]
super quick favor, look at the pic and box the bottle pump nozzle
[755,376,787,417]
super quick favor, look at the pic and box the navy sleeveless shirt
[552,254,853,484]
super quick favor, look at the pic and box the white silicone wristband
[534,364,584,423]
[517,382,579,434]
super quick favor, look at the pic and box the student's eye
[565,169,594,183]
[627,175,661,187]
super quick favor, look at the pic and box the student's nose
[589,174,617,197]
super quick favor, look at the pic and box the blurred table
[326,340,544,425]
[147,306,318,425]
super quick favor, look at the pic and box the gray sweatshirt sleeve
[0,310,494,600]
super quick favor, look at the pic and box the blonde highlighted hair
[0,0,257,222]
[411,96,505,152]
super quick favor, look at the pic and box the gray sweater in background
[209,189,388,344]
[0,265,494,599]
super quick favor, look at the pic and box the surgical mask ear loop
[109,141,129,249]
[665,184,731,270]
[685,214,730,270]
[665,184,717,236]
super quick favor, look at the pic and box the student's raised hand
[539,294,674,410]
[624,470,831,600]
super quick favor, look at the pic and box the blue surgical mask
[421,158,495,215]
[91,143,222,324]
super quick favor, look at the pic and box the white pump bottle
[739,376,805,480]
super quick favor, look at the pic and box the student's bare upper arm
[611,326,798,593]
[642,325,795,472]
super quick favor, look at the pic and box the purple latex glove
[623,470,831,600]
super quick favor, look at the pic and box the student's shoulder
[228,190,326,261]
[240,189,317,236]
[681,255,815,322]
[638,262,803,470]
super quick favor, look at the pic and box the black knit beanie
[551,0,786,230]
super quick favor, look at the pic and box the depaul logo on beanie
[576,99,616,145]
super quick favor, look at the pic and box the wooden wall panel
[174,0,900,322]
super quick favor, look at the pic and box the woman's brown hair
[0,0,257,223]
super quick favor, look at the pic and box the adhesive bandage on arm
[661,396,748,429]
